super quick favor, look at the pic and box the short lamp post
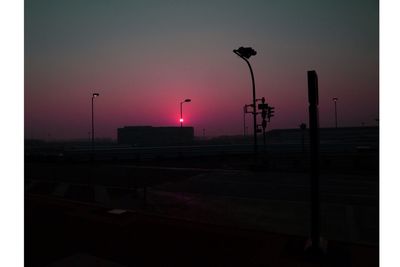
[332,97,338,128]
[180,99,191,128]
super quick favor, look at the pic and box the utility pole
[307,70,323,257]
[243,105,246,136]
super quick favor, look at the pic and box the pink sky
[25,0,378,139]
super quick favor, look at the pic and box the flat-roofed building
[117,126,194,146]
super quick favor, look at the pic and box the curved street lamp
[233,46,258,154]
[180,98,191,127]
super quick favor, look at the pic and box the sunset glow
[25,0,378,140]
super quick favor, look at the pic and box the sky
[25,0,379,139]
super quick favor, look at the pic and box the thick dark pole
[243,58,258,155]
[243,105,246,136]
[89,96,95,189]
[91,96,94,156]
[308,70,320,254]
[263,128,266,148]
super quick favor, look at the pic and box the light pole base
[303,237,328,262]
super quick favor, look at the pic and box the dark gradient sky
[25,0,378,139]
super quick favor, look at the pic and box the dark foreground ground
[26,153,378,266]
[27,194,378,267]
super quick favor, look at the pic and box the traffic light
[268,106,275,121]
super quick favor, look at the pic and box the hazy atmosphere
[25,0,378,139]
[24,1,380,266]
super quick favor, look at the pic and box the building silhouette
[117,126,194,146]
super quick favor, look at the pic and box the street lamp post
[234,46,258,155]
[333,97,338,128]
[243,105,246,136]
[91,93,99,157]
[180,99,191,128]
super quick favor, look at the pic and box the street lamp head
[333,97,338,102]
[184,99,191,102]
[93,93,99,97]
[233,46,257,59]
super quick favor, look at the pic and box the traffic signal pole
[263,127,266,151]
[260,97,268,150]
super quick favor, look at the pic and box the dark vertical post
[240,59,258,155]
[91,97,94,156]
[263,129,266,147]
[249,63,258,156]
[89,95,95,190]
[240,60,257,155]
[308,70,321,254]
[90,93,99,190]
[233,47,257,156]
[243,105,246,136]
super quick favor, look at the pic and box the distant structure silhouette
[118,126,194,146]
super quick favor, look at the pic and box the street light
[243,105,247,137]
[332,97,338,128]
[180,98,191,127]
[234,46,258,155]
[92,93,99,155]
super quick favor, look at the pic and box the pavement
[26,168,378,245]
[26,194,378,267]
[26,166,379,266]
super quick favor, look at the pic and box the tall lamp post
[234,46,258,155]
[92,93,99,156]
[333,97,338,128]
[243,105,247,136]
[180,99,191,127]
